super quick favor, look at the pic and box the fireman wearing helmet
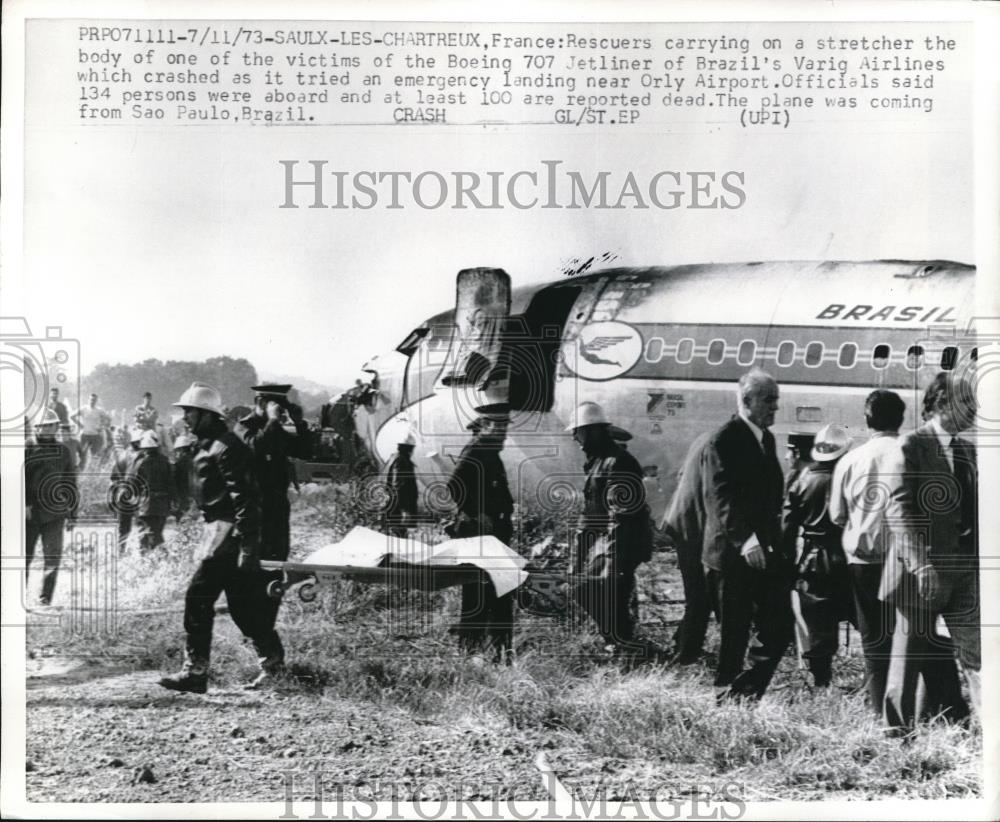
[159,382,282,693]
[24,409,78,605]
[383,426,418,537]
[131,430,175,552]
[566,402,666,666]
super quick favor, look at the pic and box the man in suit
[702,369,792,702]
[661,432,712,664]
[882,372,980,728]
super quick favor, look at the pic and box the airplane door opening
[507,284,583,413]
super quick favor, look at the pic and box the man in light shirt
[72,393,110,470]
[829,390,905,714]
[701,369,792,702]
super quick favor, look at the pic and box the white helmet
[35,409,61,428]
[129,427,144,444]
[811,424,851,462]
[564,401,610,432]
[173,382,225,417]
[139,431,160,449]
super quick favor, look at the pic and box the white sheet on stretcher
[302,526,529,597]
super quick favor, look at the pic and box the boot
[158,650,208,694]
[243,663,286,690]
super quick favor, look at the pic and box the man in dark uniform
[384,429,418,537]
[566,402,664,665]
[782,424,852,688]
[784,432,816,490]
[159,382,282,694]
[446,404,515,659]
[702,369,792,702]
[109,427,143,550]
[25,409,77,605]
[661,432,711,665]
[131,430,176,552]
[47,387,69,426]
[234,383,311,683]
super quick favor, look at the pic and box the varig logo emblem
[562,321,643,381]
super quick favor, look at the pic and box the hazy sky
[19,22,973,390]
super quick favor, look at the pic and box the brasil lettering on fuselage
[815,304,957,323]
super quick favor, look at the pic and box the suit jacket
[701,416,785,573]
[881,423,977,605]
[661,432,711,555]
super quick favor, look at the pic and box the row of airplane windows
[642,338,973,371]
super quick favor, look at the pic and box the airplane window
[838,342,858,368]
[707,339,726,365]
[971,347,978,361]
[905,345,924,371]
[940,346,958,370]
[776,341,796,367]
[872,344,891,369]
[737,340,757,366]
[805,342,824,367]
[675,338,695,364]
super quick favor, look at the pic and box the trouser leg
[117,513,132,550]
[941,571,981,720]
[39,519,65,604]
[729,572,793,699]
[224,558,284,671]
[137,516,166,551]
[793,588,839,686]
[25,520,40,580]
[182,553,228,671]
[707,567,754,695]
[884,602,968,729]
[259,496,291,636]
[849,564,895,713]
[674,540,711,661]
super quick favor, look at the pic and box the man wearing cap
[236,384,311,647]
[384,430,418,537]
[784,432,816,491]
[566,401,663,665]
[446,402,516,658]
[159,382,282,693]
[781,424,852,688]
[829,390,907,714]
[24,410,77,605]
[881,373,980,729]
[131,431,175,552]
[134,392,159,431]
[701,369,792,702]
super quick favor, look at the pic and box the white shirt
[738,410,764,449]
[928,416,955,471]
[76,405,107,436]
[829,432,904,564]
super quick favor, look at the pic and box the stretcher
[260,560,485,602]
[259,559,682,618]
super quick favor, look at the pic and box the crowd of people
[23,368,982,734]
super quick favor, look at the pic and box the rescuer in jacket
[566,402,665,666]
[131,430,176,552]
[781,424,852,688]
[384,429,419,537]
[159,382,282,694]
[24,409,78,605]
[446,403,515,659]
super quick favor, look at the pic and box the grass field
[22,473,982,803]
